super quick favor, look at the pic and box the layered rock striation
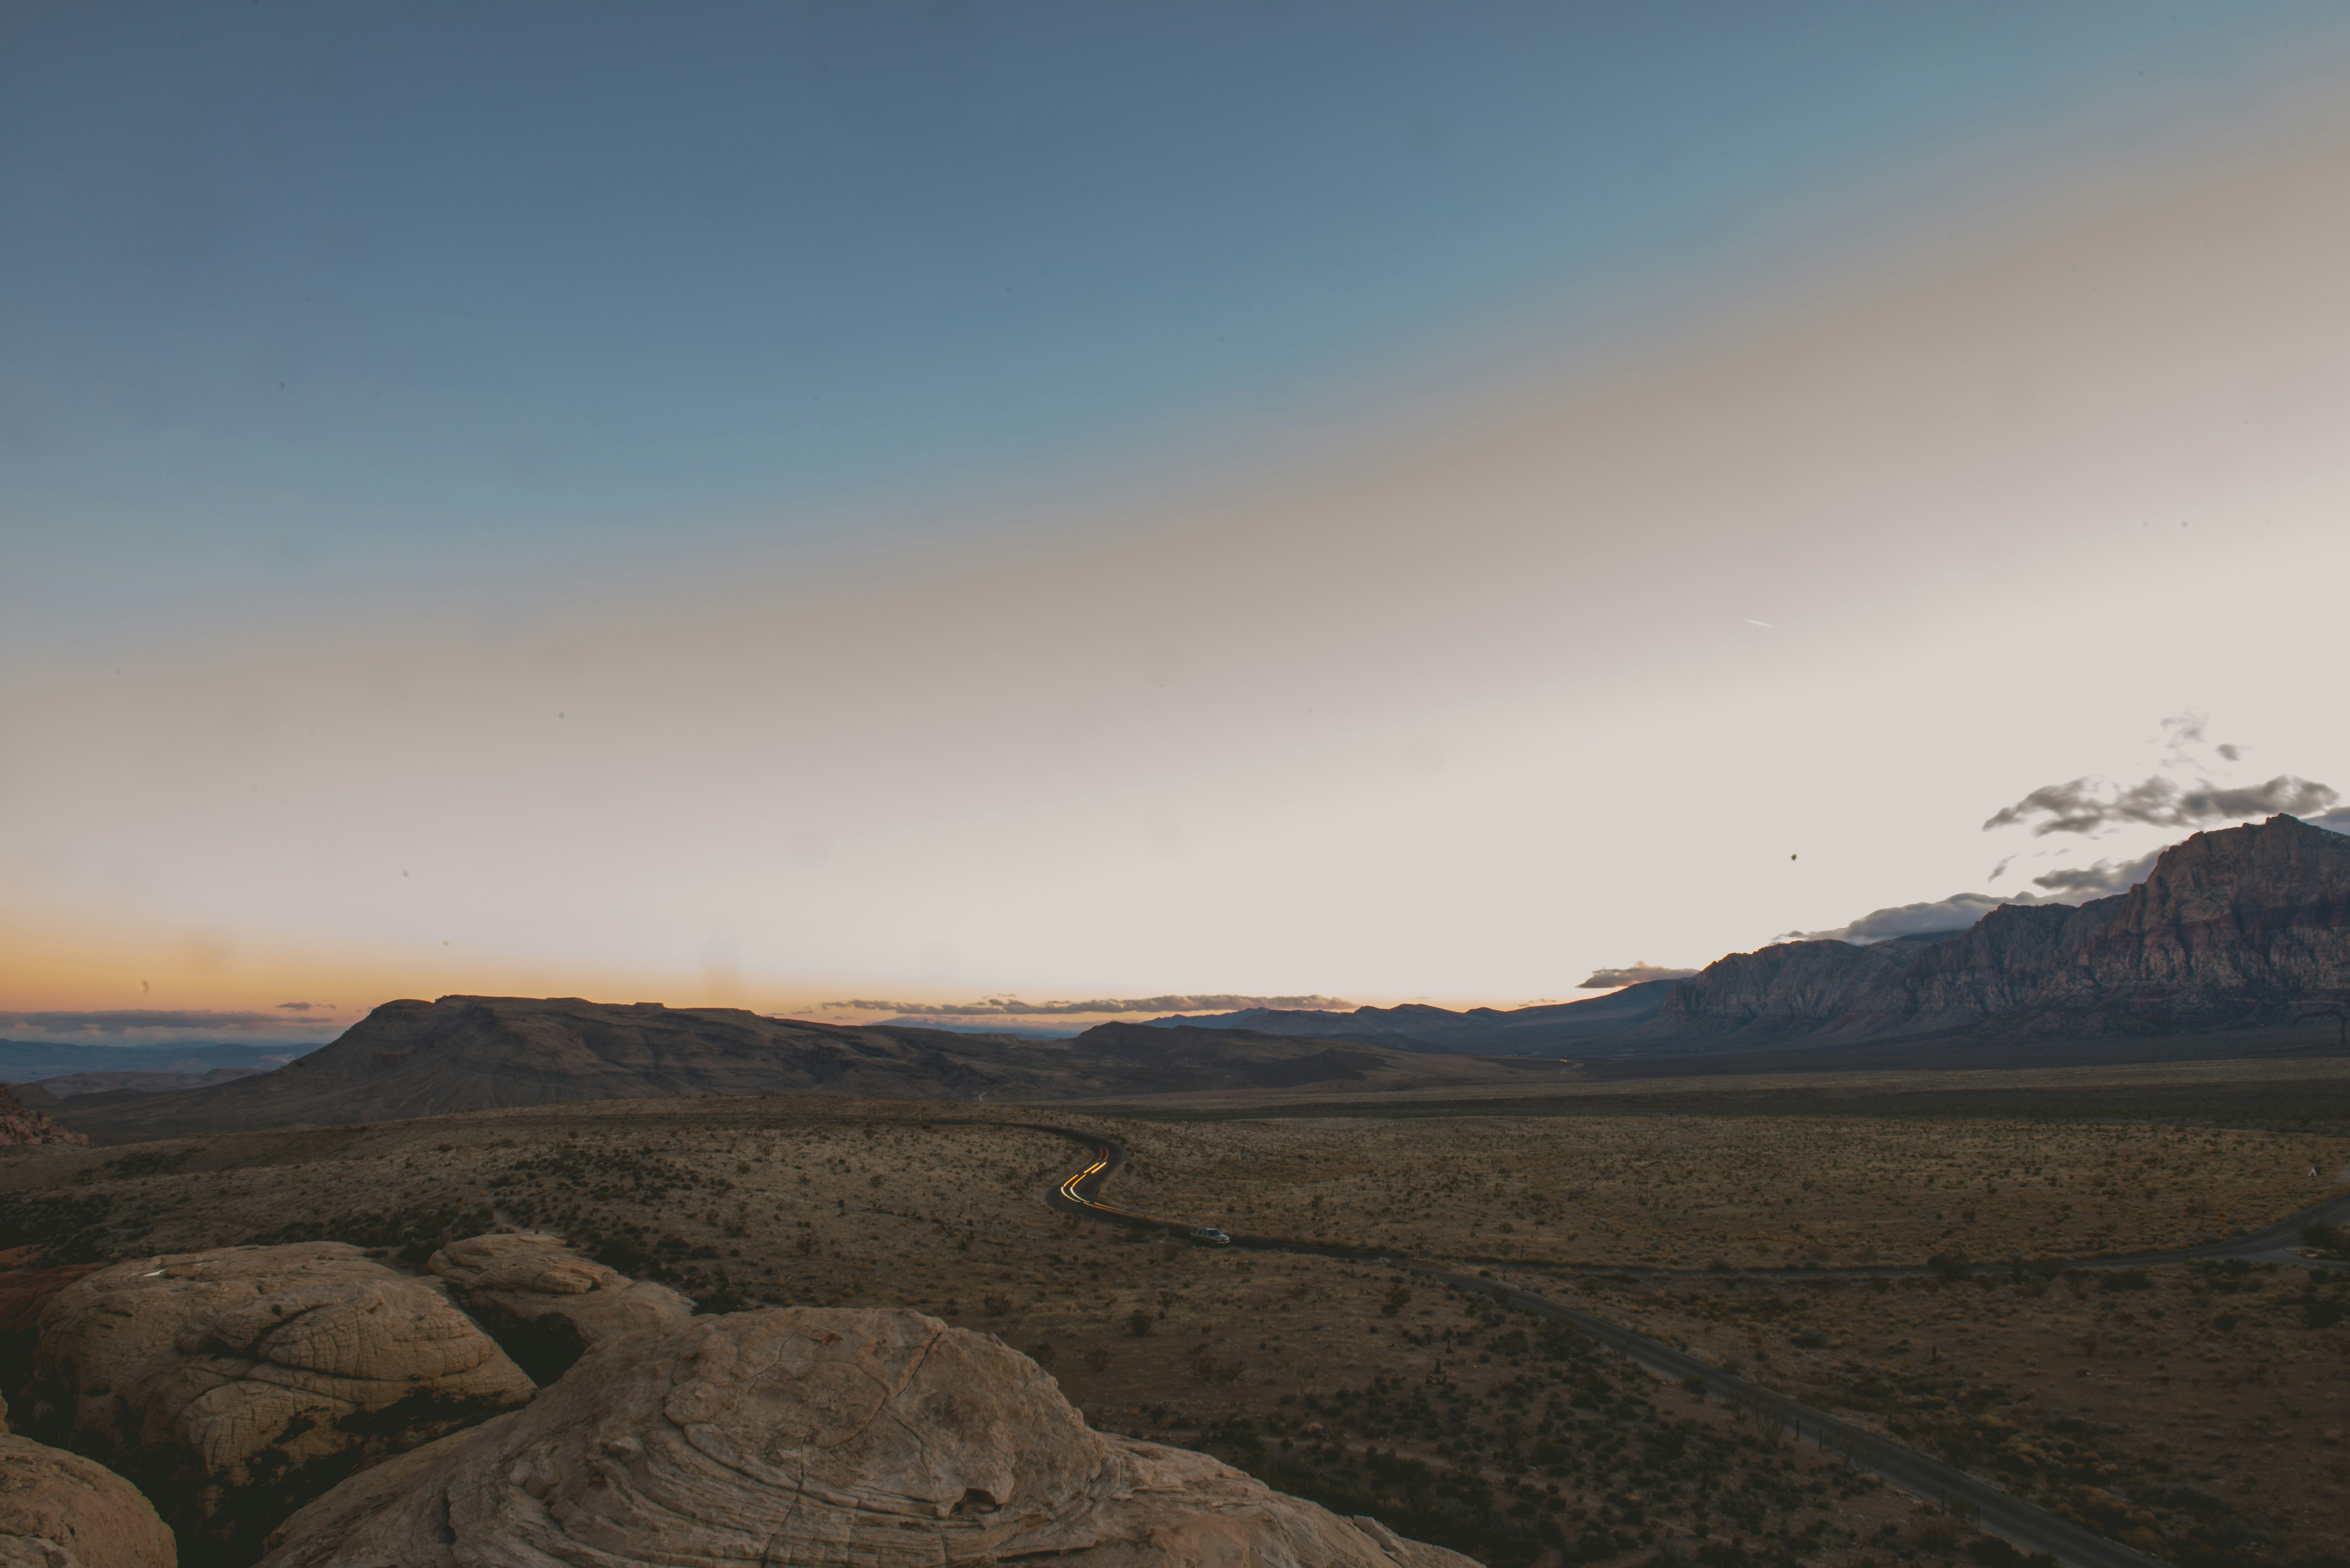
[35,1243,536,1563]
[0,1431,177,1568]
[1646,815,2350,1045]
[424,1233,692,1386]
[257,1306,1474,1568]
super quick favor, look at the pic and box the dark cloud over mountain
[2027,849,2164,897]
[1981,773,2336,836]
[1577,964,1700,989]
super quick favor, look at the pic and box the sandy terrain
[6,1087,2346,1567]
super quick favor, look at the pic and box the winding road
[1014,1124,2350,1568]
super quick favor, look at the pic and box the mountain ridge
[46,996,1562,1140]
[1644,814,2350,1045]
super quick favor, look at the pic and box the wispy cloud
[1981,773,2336,837]
[1982,713,2334,837]
[820,994,1353,1018]
[2027,849,2163,898]
[1797,713,2326,946]
[1577,963,1700,989]
[0,1008,341,1035]
[1783,891,2035,945]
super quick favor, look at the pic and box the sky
[8,3,2350,1042]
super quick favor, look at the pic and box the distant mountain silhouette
[1139,982,1681,1054]
[50,996,1565,1139]
[1640,815,2350,1045]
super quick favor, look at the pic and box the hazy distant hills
[48,996,1564,1139]
[0,1039,313,1082]
[1139,981,1681,1054]
[44,818,2350,1142]
[1640,814,2350,1046]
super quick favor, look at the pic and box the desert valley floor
[7,1049,2350,1568]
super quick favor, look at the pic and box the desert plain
[6,1048,2349,1568]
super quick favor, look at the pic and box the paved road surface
[1009,1124,2349,1568]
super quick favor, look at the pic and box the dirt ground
[1535,1258,2350,1568]
[4,1095,2345,1568]
[1092,1115,2350,1269]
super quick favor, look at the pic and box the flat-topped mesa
[1647,814,2350,1045]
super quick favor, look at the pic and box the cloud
[275,1001,326,1011]
[1982,773,2336,836]
[1576,964,1700,989]
[2306,808,2350,837]
[819,994,1355,1018]
[1791,847,2170,944]
[2027,849,2162,897]
[0,1009,340,1035]
[1783,892,2028,945]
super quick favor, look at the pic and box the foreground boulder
[425,1232,691,1385]
[36,1243,536,1563]
[259,1306,1472,1568]
[0,1259,106,1437]
[0,1433,176,1566]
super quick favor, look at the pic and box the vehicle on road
[1187,1226,1232,1247]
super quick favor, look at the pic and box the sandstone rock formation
[425,1232,691,1385]
[35,1242,535,1563]
[0,1085,85,1149]
[257,1306,1474,1568]
[0,1433,176,1567]
[1644,815,2350,1044]
[0,1261,106,1440]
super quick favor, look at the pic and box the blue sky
[11,3,2344,651]
[8,3,2350,1034]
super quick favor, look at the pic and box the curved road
[1011,1124,2350,1568]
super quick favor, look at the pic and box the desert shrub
[982,1295,1011,1317]
[1081,1345,1114,1373]
[1381,1284,1413,1316]
[1927,1252,1971,1283]
[1125,1309,1154,1336]
[2098,1270,2152,1294]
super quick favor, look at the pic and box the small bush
[1126,1309,1155,1337]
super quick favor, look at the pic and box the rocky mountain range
[1142,815,2350,1059]
[1636,813,2350,1046]
[43,996,1562,1141]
